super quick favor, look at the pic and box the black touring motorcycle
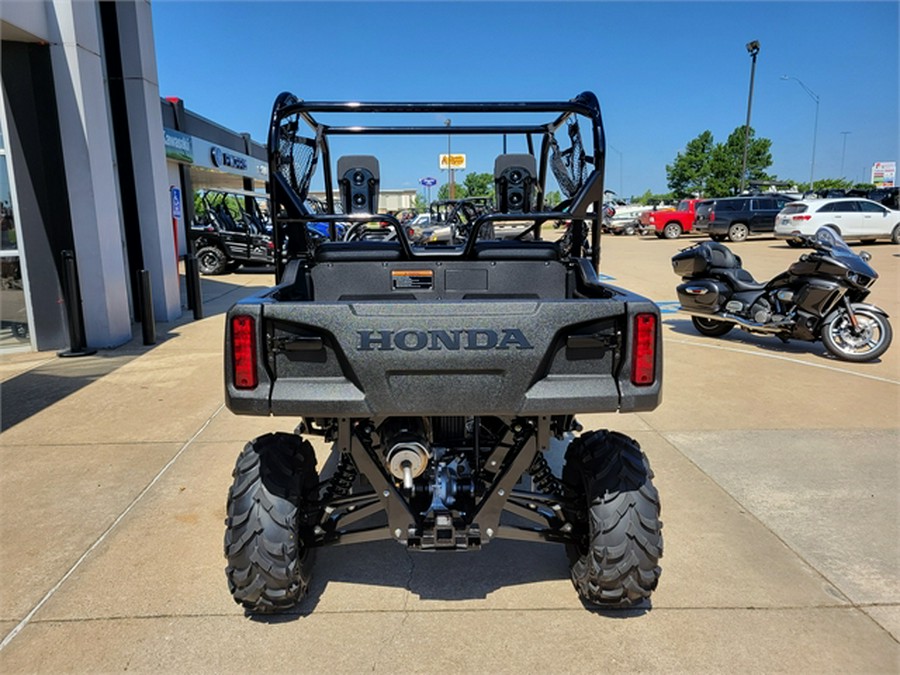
[673,228,892,362]
[222,92,664,613]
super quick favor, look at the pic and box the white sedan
[774,198,900,246]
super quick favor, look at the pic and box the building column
[112,0,180,322]
[48,0,132,347]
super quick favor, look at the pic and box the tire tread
[563,430,663,607]
[224,432,318,613]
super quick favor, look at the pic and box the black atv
[222,92,664,613]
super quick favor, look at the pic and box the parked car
[695,194,797,242]
[643,198,704,239]
[867,187,899,210]
[603,201,653,235]
[404,213,432,242]
[692,199,715,234]
[774,198,900,246]
[420,198,495,244]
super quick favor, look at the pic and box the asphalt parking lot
[0,233,897,672]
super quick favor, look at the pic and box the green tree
[666,130,714,198]
[437,182,469,200]
[463,172,494,198]
[667,127,773,198]
[634,189,674,205]
[708,126,773,196]
[544,190,562,207]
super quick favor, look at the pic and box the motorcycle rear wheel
[822,308,892,362]
[691,316,734,337]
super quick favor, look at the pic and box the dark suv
[694,195,797,242]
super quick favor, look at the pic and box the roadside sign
[439,154,466,170]
[170,187,182,218]
[872,162,896,188]
[420,177,437,187]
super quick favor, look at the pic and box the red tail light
[792,214,812,221]
[231,315,258,390]
[709,210,715,222]
[631,313,657,386]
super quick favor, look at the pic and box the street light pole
[739,40,760,194]
[781,75,820,191]
[608,143,624,196]
[840,131,851,179]
[445,118,454,200]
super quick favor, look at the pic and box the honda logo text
[358,329,533,352]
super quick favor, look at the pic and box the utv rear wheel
[563,430,662,607]
[691,316,734,337]
[224,432,319,613]
[197,245,228,275]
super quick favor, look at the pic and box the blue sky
[152,1,898,197]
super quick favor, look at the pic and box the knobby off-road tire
[196,245,228,275]
[224,432,320,613]
[563,430,663,607]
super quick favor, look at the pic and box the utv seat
[473,240,560,261]
[314,240,404,262]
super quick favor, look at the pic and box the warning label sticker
[392,270,434,290]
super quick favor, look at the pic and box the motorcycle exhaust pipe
[380,418,431,490]
[680,308,793,334]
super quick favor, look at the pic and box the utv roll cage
[194,188,270,236]
[267,92,608,280]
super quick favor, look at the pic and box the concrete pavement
[0,235,897,672]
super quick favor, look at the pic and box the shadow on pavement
[1,273,272,432]
[0,351,141,432]
[249,538,581,622]
[663,317,825,358]
[247,536,651,622]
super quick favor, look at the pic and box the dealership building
[0,0,275,354]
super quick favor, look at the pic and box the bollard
[137,269,156,345]
[58,250,96,358]
[184,254,204,320]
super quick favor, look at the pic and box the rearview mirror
[860,251,872,262]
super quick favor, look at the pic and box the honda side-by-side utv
[223,92,663,612]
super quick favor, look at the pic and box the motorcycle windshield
[814,227,851,253]
[814,227,877,277]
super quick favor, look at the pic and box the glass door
[0,109,34,351]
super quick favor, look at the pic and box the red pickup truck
[642,198,703,239]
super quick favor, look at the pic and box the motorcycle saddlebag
[676,279,731,312]
[672,242,741,277]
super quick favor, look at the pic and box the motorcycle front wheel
[822,308,893,362]
[691,316,734,337]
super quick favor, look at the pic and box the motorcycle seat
[711,266,766,292]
